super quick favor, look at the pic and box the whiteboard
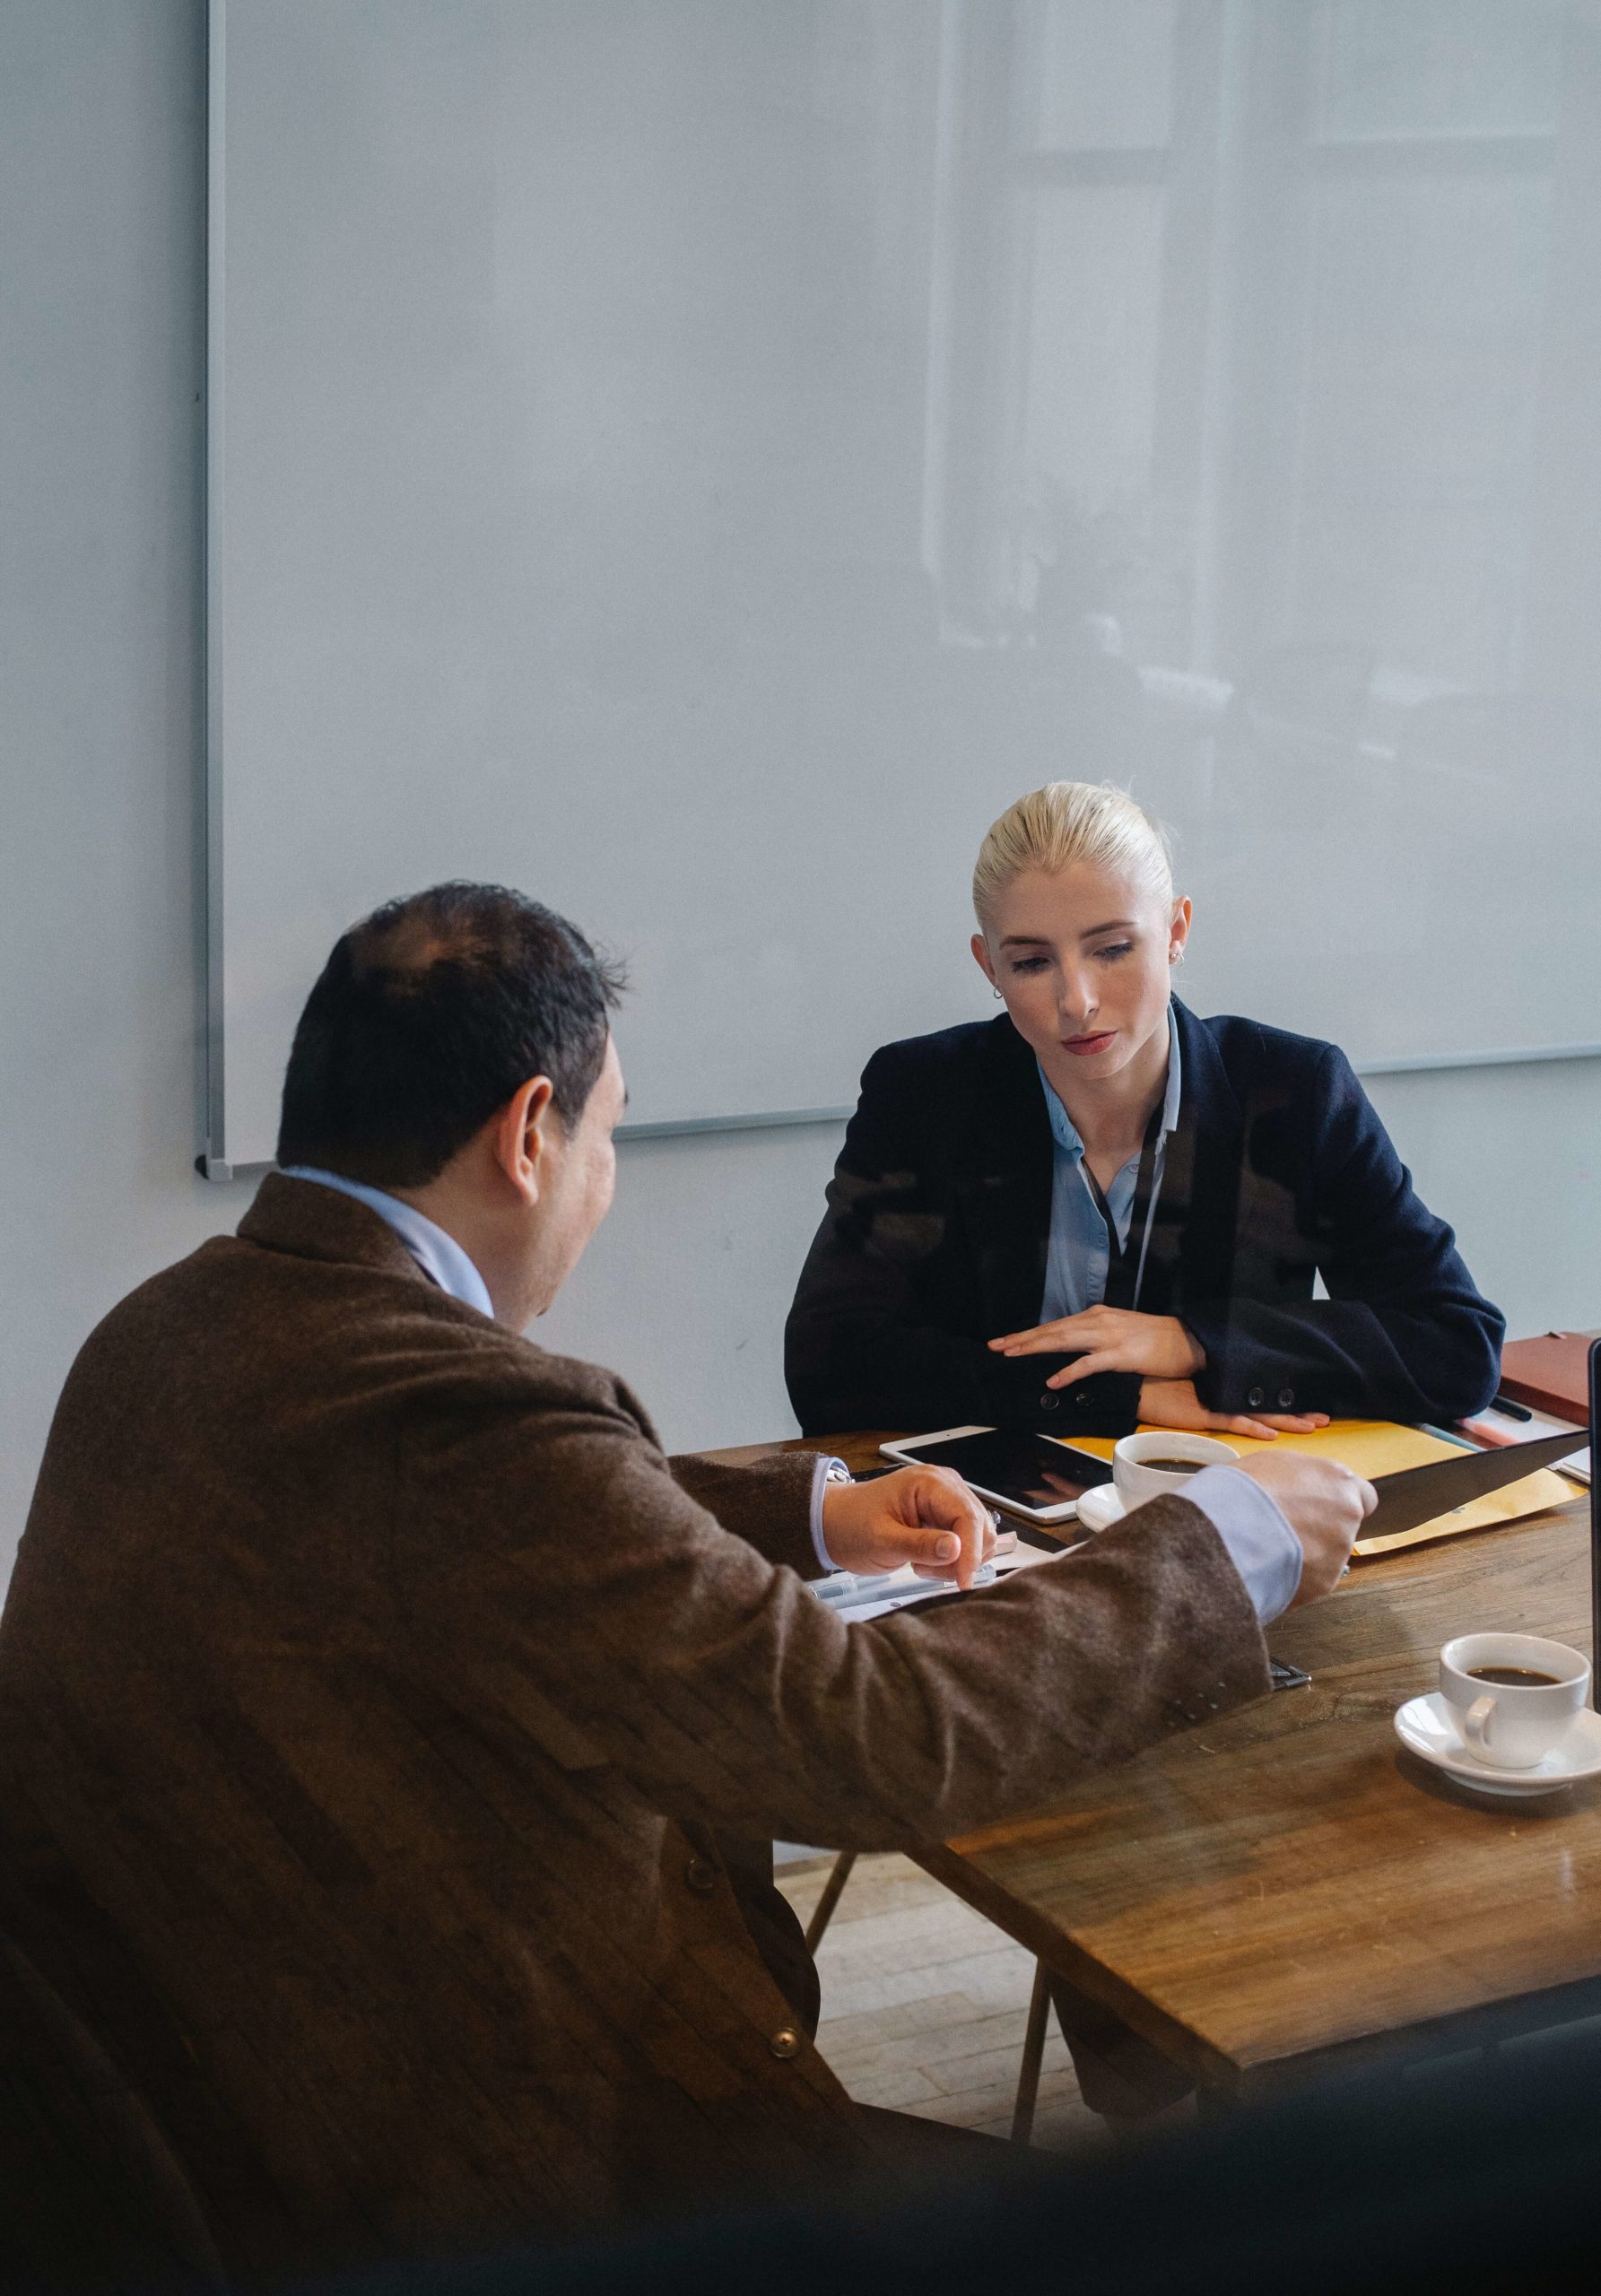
[208,0,1601,1171]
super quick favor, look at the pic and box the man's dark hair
[276,883,625,1187]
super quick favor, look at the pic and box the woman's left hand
[988,1307,1205,1387]
[1135,1378,1330,1439]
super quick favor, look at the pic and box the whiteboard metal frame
[204,0,230,1181]
[1355,1044,1601,1078]
[198,0,1601,1182]
[197,1037,1601,1187]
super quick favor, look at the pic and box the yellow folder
[1057,1420,1577,1557]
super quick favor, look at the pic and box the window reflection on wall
[926,0,1601,796]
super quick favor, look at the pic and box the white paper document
[807,1537,1064,1623]
[1458,1405,1589,1485]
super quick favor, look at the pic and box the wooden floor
[777,1852,1109,2152]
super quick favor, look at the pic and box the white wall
[1364,1060,1601,1345]
[1,0,1597,1588]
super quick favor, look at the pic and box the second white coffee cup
[1439,1632,1590,1770]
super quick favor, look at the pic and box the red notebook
[1496,1332,1597,1425]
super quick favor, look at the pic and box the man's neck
[389,1177,523,1326]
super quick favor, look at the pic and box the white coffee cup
[1439,1633,1590,1770]
[1112,1431,1239,1512]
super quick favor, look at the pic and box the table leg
[1011,1961,1051,2144]
[803,1850,857,1953]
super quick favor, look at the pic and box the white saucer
[1075,1484,1127,1535]
[1394,1692,1601,1797]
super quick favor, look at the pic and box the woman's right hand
[1136,1377,1329,1442]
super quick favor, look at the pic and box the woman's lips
[1061,1031,1116,1056]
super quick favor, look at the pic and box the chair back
[0,1926,226,2292]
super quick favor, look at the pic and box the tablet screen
[901,1430,1115,1510]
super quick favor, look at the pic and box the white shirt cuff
[808,1455,848,1576]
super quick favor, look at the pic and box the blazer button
[768,2028,802,2060]
[1040,1390,1060,1411]
[1278,1387,1295,1408]
[1248,1387,1266,1409]
[684,1857,717,1896]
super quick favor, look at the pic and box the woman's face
[971,863,1190,1088]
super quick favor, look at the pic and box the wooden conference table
[707,1429,1601,2103]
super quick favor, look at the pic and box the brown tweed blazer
[0,1177,1268,2274]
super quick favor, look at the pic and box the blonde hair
[972,781,1173,929]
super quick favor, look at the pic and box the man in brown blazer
[0,885,1370,2282]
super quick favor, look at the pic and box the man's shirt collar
[279,1167,496,1320]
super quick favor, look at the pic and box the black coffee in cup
[1466,1665,1562,1687]
[1139,1457,1204,1475]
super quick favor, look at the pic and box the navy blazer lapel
[1163,1001,1245,1307]
[1171,998,1242,1138]
[960,1017,1055,1337]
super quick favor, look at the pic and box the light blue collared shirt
[281,1165,844,1577]
[1039,1004,1183,1321]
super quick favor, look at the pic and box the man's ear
[489,1076,557,1206]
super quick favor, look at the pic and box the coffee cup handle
[1463,1693,1497,1758]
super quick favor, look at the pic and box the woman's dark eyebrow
[1079,918,1136,940]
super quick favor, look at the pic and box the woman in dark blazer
[786,782,1502,1443]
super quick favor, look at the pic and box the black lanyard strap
[1079,1100,1165,1312]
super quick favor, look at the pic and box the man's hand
[989,1307,1203,1386]
[821,1467,1002,1591]
[1137,1377,1330,1441]
[1230,1450,1377,1605]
